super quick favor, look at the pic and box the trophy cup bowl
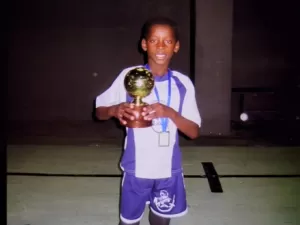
[124,67,155,128]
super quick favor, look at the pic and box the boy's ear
[174,41,180,53]
[141,39,147,51]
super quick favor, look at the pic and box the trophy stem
[133,96,144,106]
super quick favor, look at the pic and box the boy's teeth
[156,54,166,58]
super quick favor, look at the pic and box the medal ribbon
[145,64,171,132]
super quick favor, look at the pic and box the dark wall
[8,0,190,122]
[8,0,298,139]
[231,0,299,121]
[194,0,233,135]
[232,0,295,87]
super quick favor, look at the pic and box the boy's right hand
[110,103,136,125]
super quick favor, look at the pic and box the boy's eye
[149,39,156,43]
[165,40,172,44]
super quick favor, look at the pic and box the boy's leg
[119,172,153,225]
[119,221,140,225]
[119,210,170,225]
[149,172,188,223]
[149,210,170,225]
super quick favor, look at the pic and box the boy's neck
[147,62,169,77]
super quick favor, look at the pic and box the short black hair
[141,17,180,41]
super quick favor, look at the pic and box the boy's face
[141,24,180,67]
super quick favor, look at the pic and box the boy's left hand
[142,103,175,120]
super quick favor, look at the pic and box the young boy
[95,17,201,225]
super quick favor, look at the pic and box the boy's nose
[157,41,166,48]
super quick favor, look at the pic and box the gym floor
[7,144,300,225]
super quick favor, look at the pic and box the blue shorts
[120,172,188,224]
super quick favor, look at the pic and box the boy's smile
[141,24,180,69]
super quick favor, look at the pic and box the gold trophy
[124,67,155,128]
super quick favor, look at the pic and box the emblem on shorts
[153,190,175,212]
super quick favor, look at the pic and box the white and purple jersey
[96,65,201,179]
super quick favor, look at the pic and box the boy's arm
[176,77,201,139]
[95,106,116,120]
[142,104,199,139]
[169,109,199,139]
[142,76,201,139]
[95,69,124,120]
[95,67,144,124]
[96,103,136,125]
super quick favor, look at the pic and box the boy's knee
[119,221,140,225]
[149,210,171,225]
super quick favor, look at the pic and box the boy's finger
[143,110,156,120]
[142,107,155,116]
[143,115,154,121]
[143,105,153,110]
[122,103,134,108]
[124,107,136,115]
[142,105,155,113]
[123,112,135,120]
[122,103,131,108]
[119,119,127,125]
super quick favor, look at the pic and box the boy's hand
[142,103,175,120]
[110,103,136,125]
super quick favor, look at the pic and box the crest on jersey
[153,190,175,212]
